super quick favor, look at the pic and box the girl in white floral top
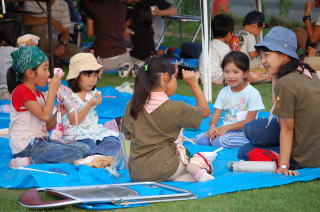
[63,53,120,157]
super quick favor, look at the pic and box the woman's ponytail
[278,58,316,79]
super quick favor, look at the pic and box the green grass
[1,177,319,211]
[1,75,317,211]
[161,12,304,48]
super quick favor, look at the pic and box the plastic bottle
[50,68,75,109]
[228,161,276,173]
[49,68,74,143]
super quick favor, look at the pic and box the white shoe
[118,63,133,78]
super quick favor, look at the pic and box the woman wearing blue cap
[238,26,320,176]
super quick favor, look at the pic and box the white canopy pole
[255,0,263,42]
[200,0,212,102]
[2,0,6,14]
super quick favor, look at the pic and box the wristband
[59,41,67,46]
[279,165,288,169]
[303,15,311,23]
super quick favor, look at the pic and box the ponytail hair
[278,58,316,79]
[6,67,22,94]
[130,56,175,119]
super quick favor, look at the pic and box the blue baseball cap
[255,26,299,60]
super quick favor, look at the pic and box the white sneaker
[118,63,133,78]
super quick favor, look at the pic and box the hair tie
[299,62,303,72]
[144,64,149,71]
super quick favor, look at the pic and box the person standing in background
[83,0,134,72]
[23,0,82,64]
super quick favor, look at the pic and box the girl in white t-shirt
[195,51,265,148]
[7,46,84,168]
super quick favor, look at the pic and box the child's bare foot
[9,157,31,168]
[194,169,215,182]
[198,172,215,182]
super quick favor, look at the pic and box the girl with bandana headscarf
[7,46,85,168]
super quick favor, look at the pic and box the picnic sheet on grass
[0,86,320,209]
[1,137,320,210]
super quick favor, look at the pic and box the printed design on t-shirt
[275,96,281,110]
[237,31,247,49]
[224,97,247,122]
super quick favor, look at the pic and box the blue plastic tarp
[0,86,319,210]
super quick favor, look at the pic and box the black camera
[176,65,197,79]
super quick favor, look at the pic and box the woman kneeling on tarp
[238,26,320,176]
